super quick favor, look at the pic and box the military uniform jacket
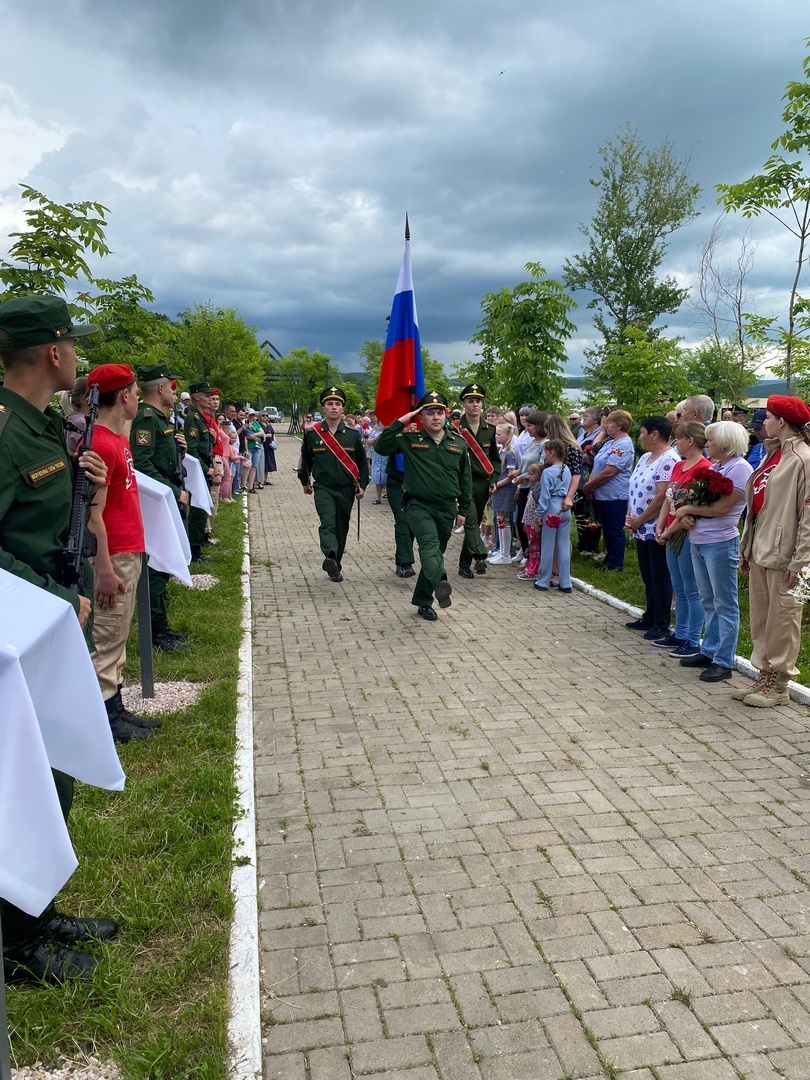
[0,386,83,615]
[376,420,473,516]
[130,402,183,498]
[183,404,213,468]
[458,416,500,480]
[298,422,369,490]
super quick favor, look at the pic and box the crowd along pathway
[248,436,810,1080]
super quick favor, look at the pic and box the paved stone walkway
[250,437,810,1080]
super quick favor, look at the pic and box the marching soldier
[386,449,415,578]
[298,386,368,582]
[454,383,499,579]
[183,381,214,562]
[130,363,189,651]
[376,390,472,620]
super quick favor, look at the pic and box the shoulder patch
[188,426,199,438]
[135,429,152,446]
[29,459,67,483]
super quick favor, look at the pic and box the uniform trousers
[459,477,490,569]
[207,454,224,529]
[313,483,356,567]
[90,551,142,700]
[748,561,804,676]
[405,499,454,606]
[149,567,171,626]
[188,506,208,548]
[386,479,414,567]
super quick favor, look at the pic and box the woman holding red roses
[670,421,752,682]
[737,395,810,706]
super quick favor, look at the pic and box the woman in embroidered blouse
[582,409,634,571]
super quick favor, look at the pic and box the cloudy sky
[0,2,806,377]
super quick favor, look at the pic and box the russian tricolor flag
[375,215,425,425]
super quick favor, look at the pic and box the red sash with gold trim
[452,421,494,475]
[318,423,360,485]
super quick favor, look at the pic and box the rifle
[172,403,188,519]
[61,382,99,593]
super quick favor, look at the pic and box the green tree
[470,262,576,410]
[359,338,449,403]
[563,123,701,344]
[716,39,810,391]
[172,303,268,402]
[79,275,173,367]
[266,347,339,418]
[682,337,763,407]
[584,328,692,420]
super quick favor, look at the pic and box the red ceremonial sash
[453,421,494,475]
[318,423,360,484]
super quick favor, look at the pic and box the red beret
[87,363,137,395]
[766,395,810,428]
[208,387,221,395]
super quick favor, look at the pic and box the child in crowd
[487,423,521,565]
[534,439,573,593]
[518,461,543,580]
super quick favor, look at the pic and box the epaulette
[141,406,154,418]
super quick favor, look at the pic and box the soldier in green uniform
[183,381,214,562]
[298,386,368,582]
[0,294,118,984]
[376,390,472,620]
[455,383,499,579]
[130,363,189,651]
[386,450,415,577]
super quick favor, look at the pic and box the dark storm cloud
[0,1,806,375]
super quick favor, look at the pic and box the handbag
[270,440,278,449]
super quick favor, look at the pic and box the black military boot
[151,619,188,653]
[104,696,153,743]
[190,544,208,564]
[3,937,99,985]
[41,902,118,944]
[115,688,161,730]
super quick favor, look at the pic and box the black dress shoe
[322,555,339,575]
[3,939,99,985]
[329,571,344,582]
[700,663,733,682]
[625,619,652,631]
[417,605,438,621]
[434,581,452,608]
[396,564,415,578]
[458,567,474,579]
[474,559,487,574]
[679,652,713,668]
[43,909,118,944]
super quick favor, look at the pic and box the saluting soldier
[183,381,214,562]
[130,363,189,651]
[454,383,499,579]
[0,294,118,985]
[376,390,473,621]
[298,386,368,582]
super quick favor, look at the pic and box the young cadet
[298,386,368,582]
[454,383,499,579]
[130,363,190,651]
[0,294,118,984]
[376,390,473,620]
[183,381,214,562]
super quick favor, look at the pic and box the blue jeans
[232,460,243,494]
[665,539,703,647]
[690,536,740,669]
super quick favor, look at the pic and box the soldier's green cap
[416,390,448,409]
[0,295,100,349]
[459,383,486,400]
[189,381,213,395]
[320,385,346,405]
[137,363,177,382]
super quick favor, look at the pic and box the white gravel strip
[11,1057,122,1079]
[121,680,204,715]
[572,574,810,705]
[174,573,219,590]
[227,498,262,1080]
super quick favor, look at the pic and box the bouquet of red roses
[545,514,562,529]
[668,470,735,554]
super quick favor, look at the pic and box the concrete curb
[227,499,262,1080]
[572,575,810,707]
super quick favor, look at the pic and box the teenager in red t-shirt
[87,364,157,744]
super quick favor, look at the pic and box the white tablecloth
[183,455,213,514]
[0,570,125,915]
[135,470,193,586]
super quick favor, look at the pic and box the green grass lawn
[570,531,810,685]
[6,503,245,1080]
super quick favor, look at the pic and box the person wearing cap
[376,391,473,620]
[737,395,810,706]
[130,364,190,651]
[298,386,368,582]
[746,408,768,470]
[86,364,158,742]
[183,382,215,562]
[0,295,118,985]
[454,383,499,580]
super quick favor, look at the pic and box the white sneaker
[593,552,606,564]
[488,553,513,565]
[453,525,464,534]
[510,552,523,564]
[520,557,528,567]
